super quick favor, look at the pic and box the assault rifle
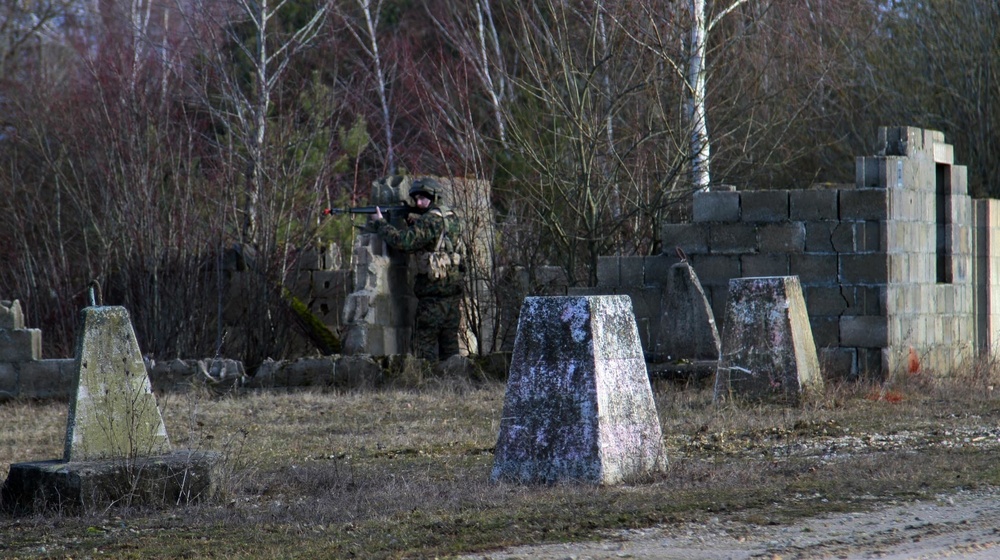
[322,204,412,220]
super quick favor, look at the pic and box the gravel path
[462,488,1000,559]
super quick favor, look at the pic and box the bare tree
[862,0,1000,197]
[334,0,397,174]
[425,0,510,148]
[182,0,328,245]
[687,0,754,190]
[498,0,688,285]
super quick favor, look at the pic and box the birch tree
[186,0,329,245]
[688,0,753,190]
[336,0,396,174]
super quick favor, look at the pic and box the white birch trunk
[688,0,710,191]
[359,0,395,173]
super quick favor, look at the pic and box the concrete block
[689,255,741,286]
[857,347,886,377]
[803,286,849,315]
[841,189,888,221]
[790,254,838,285]
[19,359,74,399]
[620,257,645,287]
[321,243,343,270]
[840,315,888,348]
[759,223,806,253]
[841,286,885,316]
[856,156,881,188]
[830,222,858,252]
[2,451,222,514]
[0,300,24,329]
[805,221,837,253]
[715,276,823,403]
[297,248,323,270]
[629,287,663,322]
[933,142,953,164]
[742,254,789,277]
[0,362,16,399]
[952,165,968,197]
[312,271,351,297]
[855,156,905,189]
[861,221,883,252]
[491,296,668,484]
[809,316,840,347]
[740,190,788,222]
[309,297,343,327]
[287,270,313,299]
[0,328,41,361]
[597,256,621,287]
[65,306,171,462]
[790,190,838,221]
[657,263,720,361]
[709,224,758,255]
[643,254,682,286]
[819,347,857,379]
[840,254,888,285]
[661,223,709,255]
[924,128,945,145]
[693,190,740,223]
[879,126,923,156]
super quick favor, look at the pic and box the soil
[462,487,1000,559]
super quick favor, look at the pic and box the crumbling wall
[648,126,989,379]
[573,127,1000,379]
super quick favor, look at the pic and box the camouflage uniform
[373,204,464,361]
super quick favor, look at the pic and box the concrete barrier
[491,295,667,485]
[714,276,824,404]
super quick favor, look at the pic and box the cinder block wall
[872,127,976,377]
[974,199,1000,358]
[659,183,890,379]
[567,255,682,352]
[593,126,997,380]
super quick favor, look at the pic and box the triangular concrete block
[491,295,667,484]
[658,262,721,361]
[64,306,171,462]
[714,276,824,403]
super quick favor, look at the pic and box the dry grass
[4,365,1000,559]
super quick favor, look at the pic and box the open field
[3,370,1000,559]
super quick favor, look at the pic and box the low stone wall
[0,353,509,401]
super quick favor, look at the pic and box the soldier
[372,178,465,361]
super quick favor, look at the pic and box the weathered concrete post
[714,276,824,403]
[2,306,220,513]
[64,307,171,461]
[491,295,667,484]
[656,261,721,362]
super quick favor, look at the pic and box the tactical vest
[415,209,463,280]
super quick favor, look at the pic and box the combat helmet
[408,177,442,202]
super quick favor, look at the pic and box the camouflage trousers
[413,295,462,362]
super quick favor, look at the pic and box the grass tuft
[3,369,1000,558]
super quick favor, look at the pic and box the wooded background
[1,0,996,363]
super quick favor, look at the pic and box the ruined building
[593,126,1000,378]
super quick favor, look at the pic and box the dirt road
[463,487,1000,559]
